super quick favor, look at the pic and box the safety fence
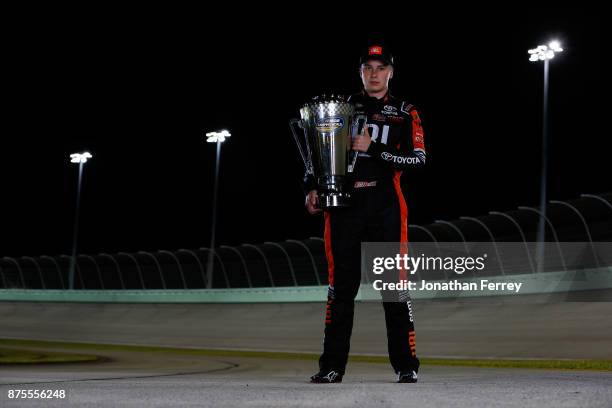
[1,193,611,290]
[0,239,328,290]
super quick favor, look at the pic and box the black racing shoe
[397,370,418,383]
[310,369,343,383]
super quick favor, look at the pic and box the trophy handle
[348,114,368,173]
[289,118,314,175]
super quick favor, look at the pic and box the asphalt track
[2,344,612,408]
[1,293,612,407]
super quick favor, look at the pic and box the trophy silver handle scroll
[289,118,314,176]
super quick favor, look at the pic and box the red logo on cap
[368,46,383,55]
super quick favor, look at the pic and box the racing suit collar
[361,88,391,103]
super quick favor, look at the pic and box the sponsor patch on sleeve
[400,102,414,115]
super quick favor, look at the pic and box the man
[305,44,426,384]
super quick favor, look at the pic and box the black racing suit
[304,90,426,375]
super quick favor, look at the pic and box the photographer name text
[372,279,523,293]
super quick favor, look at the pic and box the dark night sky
[1,8,609,257]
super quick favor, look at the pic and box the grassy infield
[1,338,611,371]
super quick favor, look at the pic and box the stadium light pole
[205,130,231,289]
[528,41,563,271]
[68,152,93,290]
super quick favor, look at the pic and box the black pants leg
[318,196,366,373]
[368,184,420,374]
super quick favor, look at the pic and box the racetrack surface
[1,293,612,359]
[2,343,612,408]
[1,295,612,407]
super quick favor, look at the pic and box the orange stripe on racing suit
[324,212,335,324]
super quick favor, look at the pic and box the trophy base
[320,193,351,209]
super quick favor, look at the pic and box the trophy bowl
[290,94,366,209]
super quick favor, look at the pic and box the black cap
[359,45,394,66]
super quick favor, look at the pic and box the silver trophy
[290,94,367,208]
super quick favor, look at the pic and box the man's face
[360,60,393,93]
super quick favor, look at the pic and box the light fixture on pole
[528,40,563,272]
[70,152,93,164]
[206,130,231,143]
[68,151,93,289]
[528,41,563,62]
[205,130,231,289]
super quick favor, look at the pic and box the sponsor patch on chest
[382,105,398,116]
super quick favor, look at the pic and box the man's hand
[305,190,322,215]
[352,126,372,152]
